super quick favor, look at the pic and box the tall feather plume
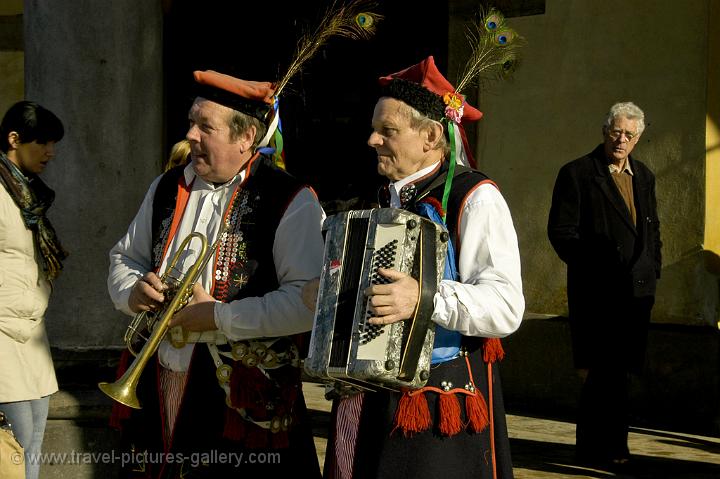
[273,0,382,98]
[453,7,524,95]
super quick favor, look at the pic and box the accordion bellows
[305,208,448,391]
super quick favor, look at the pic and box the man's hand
[128,272,167,313]
[365,268,419,325]
[169,283,218,332]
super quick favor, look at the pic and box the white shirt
[608,160,633,175]
[108,163,326,371]
[390,162,524,338]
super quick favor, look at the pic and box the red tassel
[222,408,247,441]
[483,338,505,363]
[393,391,432,436]
[229,364,268,411]
[465,392,489,433]
[437,393,463,436]
[245,423,270,449]
[225,363,271,444]
[271,431,290,449]
[109,349,132,430]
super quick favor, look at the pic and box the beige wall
[0,51,23,116]
[0,0,23,117]
[451,0,718,327]
[0,0,22,15]
[705,0,720,317]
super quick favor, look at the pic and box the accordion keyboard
[358,238,398,344]
[357,224,406,360]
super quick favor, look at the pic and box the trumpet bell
[98,379,141,409]
[99,230,219,410]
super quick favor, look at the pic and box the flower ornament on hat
[379,7,523,169]
[193,0,382,169]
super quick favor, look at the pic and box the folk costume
[107,71,325,478]
[548,142,661,462]
[107,4,382,476]
[325,43,525,479]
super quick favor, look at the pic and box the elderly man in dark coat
[548,101,661,468]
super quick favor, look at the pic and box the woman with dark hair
[0,100,67,479]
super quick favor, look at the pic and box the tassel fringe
[222,407,247,441]
[437,392,464,436]
[483,338,505,363]
[465,391,489,433]
[393,390,432,436]
[393,387,490,438]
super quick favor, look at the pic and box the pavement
[303,382,720,479]
[34,382,720,478]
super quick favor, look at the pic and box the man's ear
[238,125,257,152]
[422,121,445,152]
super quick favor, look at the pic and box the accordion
[304,208,448,391]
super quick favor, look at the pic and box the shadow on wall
[501,315,720,437]
[654,248,720,327]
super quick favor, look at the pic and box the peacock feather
[454,7,524,95]
[273,0,382,98]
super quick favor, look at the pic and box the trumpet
[99,229,222,409]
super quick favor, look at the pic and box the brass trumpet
[99,230,221,409]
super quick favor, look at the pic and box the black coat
[547,144,661,370]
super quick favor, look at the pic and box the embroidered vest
[150,155,309,448]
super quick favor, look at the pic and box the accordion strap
[398,218,439,381]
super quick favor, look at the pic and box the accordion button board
[305,208,448,391]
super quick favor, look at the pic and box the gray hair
[227,109,267,149]
[604,102,645,136]
[397,101,450,158]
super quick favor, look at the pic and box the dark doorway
[163,0,449,213]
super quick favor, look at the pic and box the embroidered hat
[378,56,481,167]
[376,7,523,168]
[379,56,483,123]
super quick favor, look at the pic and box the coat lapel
[591,148,637,234]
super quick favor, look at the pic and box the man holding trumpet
[106,69,325,478]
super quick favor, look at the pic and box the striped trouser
[159,367,188,444]
[330,393,364,479]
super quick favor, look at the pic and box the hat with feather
[378,7,522,169]
[193,1,382,169]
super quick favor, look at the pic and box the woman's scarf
[0,151,67,280]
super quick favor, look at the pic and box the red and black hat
[378,56,482,167]
[193,70,276,123]
[379,56,483,124]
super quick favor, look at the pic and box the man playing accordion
[314,54,525,479]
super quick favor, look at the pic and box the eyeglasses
[607,128,638,142]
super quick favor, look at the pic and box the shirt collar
[391,162,441,192]
[608,159,633,175]
[388,162,440,207]
[182,163,246,190]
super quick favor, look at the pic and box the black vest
[151,155,304,302]
[383,161,492,260]
[391,162,495,353]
